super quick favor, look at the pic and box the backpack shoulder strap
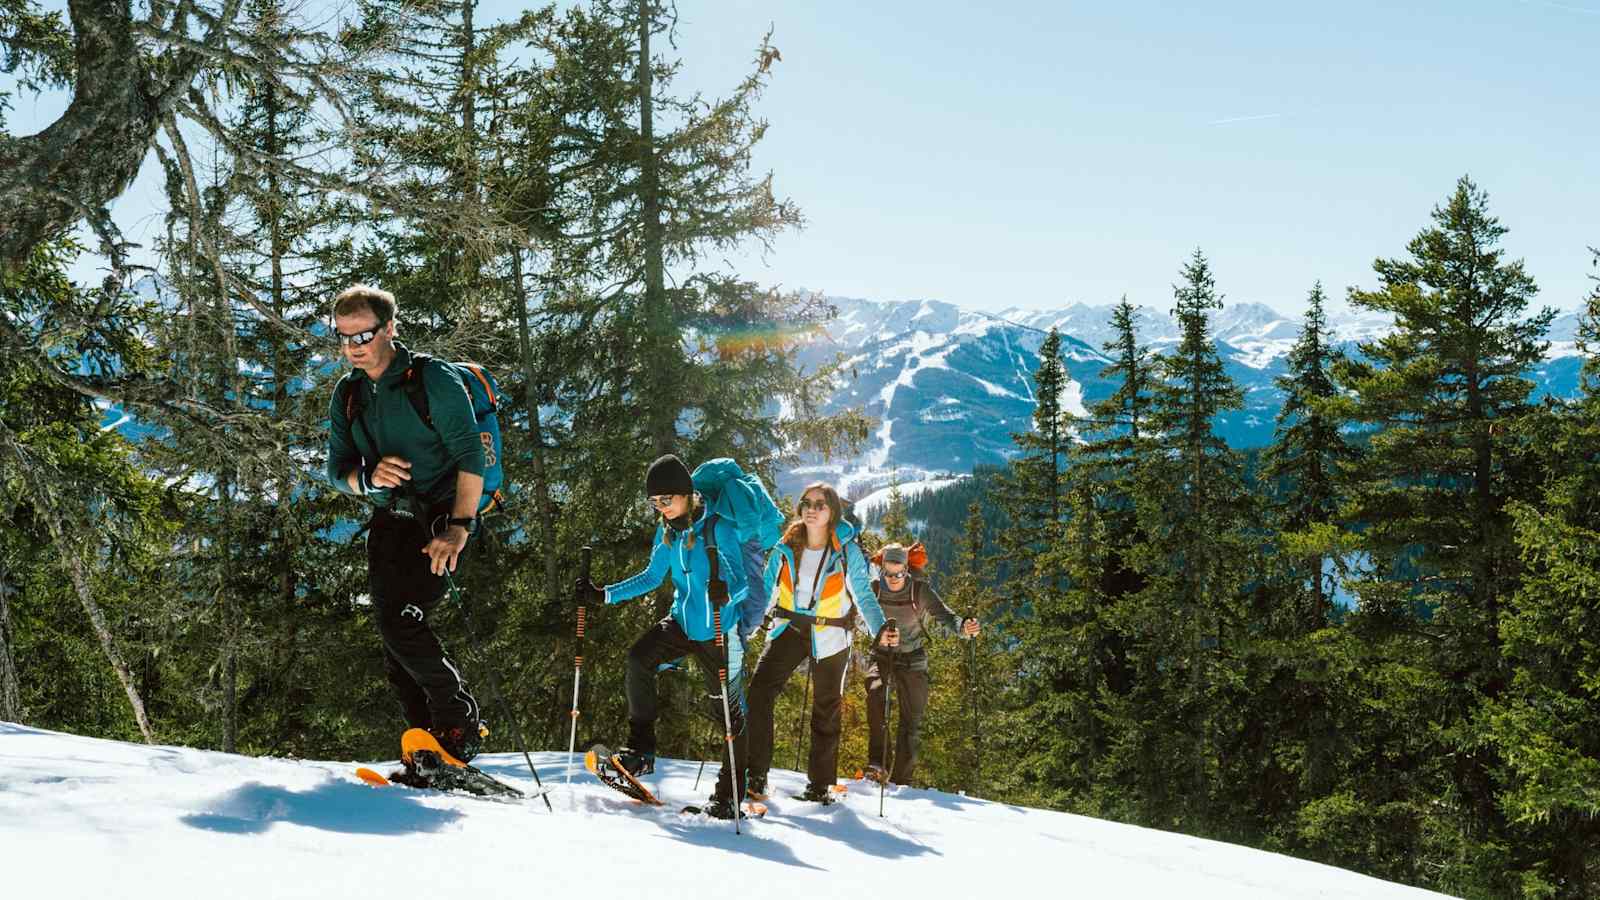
[339,374,380,459]
[401,353,435,427]
[703,512,728,603]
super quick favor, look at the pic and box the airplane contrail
[1208,113,1283,126]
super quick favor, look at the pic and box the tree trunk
[0,0,229,268]
[0,569,21,722]
[23,463,156,743]
[461,0,479,201]
[511,250,561,602]
[636,0,674,454]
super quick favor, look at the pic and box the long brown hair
[781,482,842,554]
[658,494,705,548]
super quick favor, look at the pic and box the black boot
[702,794,753,820]
[387,759,432,789]
[793,783,838,805]
[615,746,656,778]
[430,720,486,764]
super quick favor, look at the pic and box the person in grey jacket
[864,542,980,786]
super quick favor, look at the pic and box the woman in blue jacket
[575,454,751,818]
[744,482,894,803]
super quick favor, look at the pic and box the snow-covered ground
[1,722,1454,899]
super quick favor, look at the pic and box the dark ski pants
[746,625,850,791]
[866,651,930,785]
[368,508,480,736]
[625,617,748,801]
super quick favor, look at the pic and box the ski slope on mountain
[1,722,1454,899]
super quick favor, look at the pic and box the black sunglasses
[336,323,386,347]
[798,498,829,512]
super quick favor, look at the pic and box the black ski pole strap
[703,512,730,604]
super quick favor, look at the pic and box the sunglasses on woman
[798,498,828,512]
[647,495,678,509]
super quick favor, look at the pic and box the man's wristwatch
[447,515,478,534]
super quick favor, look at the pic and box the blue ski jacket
[603,507,750,642]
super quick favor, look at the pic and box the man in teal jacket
[325,284,486,771]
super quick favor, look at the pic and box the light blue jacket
[604,507,750,643]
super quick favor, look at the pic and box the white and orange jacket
[761,520,886,659]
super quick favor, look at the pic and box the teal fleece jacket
[325,342,485,507]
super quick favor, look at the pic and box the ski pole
[565,546,591,787]
[445,571,553,812]
[966,622,979,796]
[713,607,741,835]
[696,681,713,790]
[792,656,812,772]
[879,617,897,818]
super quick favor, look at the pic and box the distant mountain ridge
[779,294,1588,504]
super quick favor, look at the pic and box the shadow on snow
[181,778,465,836]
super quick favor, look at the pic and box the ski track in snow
[1,722,1455,900]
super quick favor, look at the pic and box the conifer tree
[1002,300,1154,811]
[916,500,1003,795]
[1113,249,1251,833]
[994,327,1071,587]
[1477,248,1600,898]
[880,471,913,544]
[1332,175,1555,891]
[1263,282,1359,625]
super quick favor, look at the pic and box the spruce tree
[1332,175,1555,892]
[994,327,1071,586]
[880,471,913,544]
[1477,248,1600,898]
[1115,249,1251,835]
[1263,282,1359,626]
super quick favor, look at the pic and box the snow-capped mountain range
[779,295,1588,503]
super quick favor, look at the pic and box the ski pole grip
[580,545,592,586]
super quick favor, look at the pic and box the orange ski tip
[355,767,390,787]
[401,727,467,768]
[830,784,849,794]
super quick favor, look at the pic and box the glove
[574,577,604,605]
[876,621,900,649]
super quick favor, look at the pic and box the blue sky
[628,0,1599,317]
[9,1,1598,317]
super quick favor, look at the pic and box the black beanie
[645,454,694,497]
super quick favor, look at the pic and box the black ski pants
[625,617,748,801]
[746,625,850,791]
[866,651,931,785]
[369,507,481,736]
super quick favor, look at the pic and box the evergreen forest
[3,3,1597,897]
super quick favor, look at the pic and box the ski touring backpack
[342,353,507,515]
[692,458,785,642]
